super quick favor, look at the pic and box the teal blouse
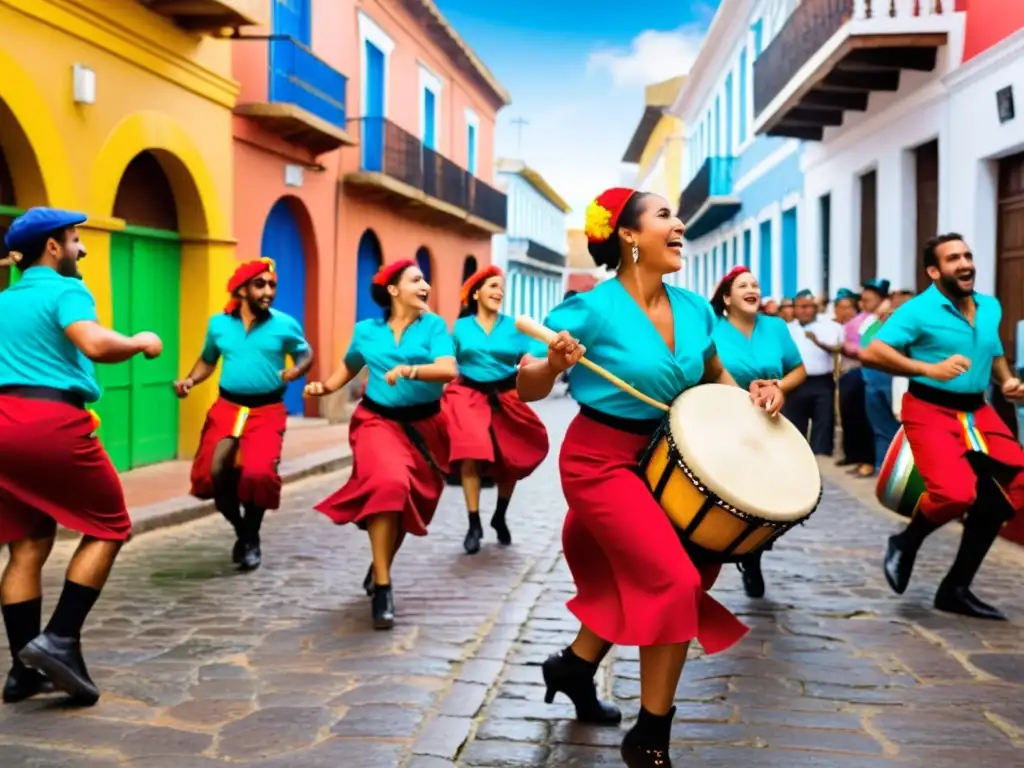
[452,314,530,382]
[712,314,803,392]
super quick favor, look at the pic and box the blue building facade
[491,159,570,322]
[673,0,805,301]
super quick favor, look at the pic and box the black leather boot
[238,505,264,571]
[18,633,100,705]
[371,585,395,630]
[464,511,483,555]
[363,563,375,596]
[884,512,938,594]
[737,552,765,598]
[490,497,512,545]
[621,706,674,767]
[3,667,54,703]
[934,500,1008,620]
[541,646,621,725]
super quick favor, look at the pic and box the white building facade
[671,0,808,300]
[491,159,571,321]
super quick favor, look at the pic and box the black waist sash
[361,396,444,475]
[0,385,85,410]
[459,373,517,395]
[908,380,985,413]
[579,404,662,436]
[220,388,285,408]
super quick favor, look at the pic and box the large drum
[875,426,924,518]
[638,384,823,564]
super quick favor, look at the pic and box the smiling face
[929,238,975,298]
[49,226,87,278]
[619,193,685,274]
[389,265,431,311]
[724,271,761,318]
[474,275,504,314]
[240,270,277,312]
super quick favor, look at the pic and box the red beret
[460,264,504,306]
[373,259,416,287]
[584,187,638,244]
[225,258,275,313]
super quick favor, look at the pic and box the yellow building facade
[0,0,265,469]
[622,76,687,205]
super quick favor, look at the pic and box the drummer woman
[444,265,549,555]
[518,188,768,768]
[709,265,807,598]
[304,259,456,630]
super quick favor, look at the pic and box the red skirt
[314,401,450,536]
[559,411,749,652]
[190,397,288,510]
[0,395,130,544]
[442,377,548,483]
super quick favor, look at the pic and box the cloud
[585,25,707,89]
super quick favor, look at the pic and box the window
[419,63,442,150]
[465,107,480,175]
[358,11,394,119]
[752,19,764,58]
[738,49,748,143]
[725,73,733,155]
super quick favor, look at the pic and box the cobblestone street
[2,397,1023,766]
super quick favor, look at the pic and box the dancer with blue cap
[0,207,163,707]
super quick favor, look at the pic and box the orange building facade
[232,0,510,417]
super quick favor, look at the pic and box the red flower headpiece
[460,265,504,306]
[372,259,416,287]
[585,187,638,244]
[224,257,275,313]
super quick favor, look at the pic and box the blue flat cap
[862,278,891,295]
[4,207,87,252]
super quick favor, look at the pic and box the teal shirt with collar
[201,308,310,395]
[345,313,455,407]
[530,279,717,420]
[874,284,1004,394]
[453,313,529,382]
[712,314,803,392]
[0,267,101,402]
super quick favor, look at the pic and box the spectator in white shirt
[785,290,844,456]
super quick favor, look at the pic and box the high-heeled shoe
[541,648,621,725]
[371,584,395,630]
[621,706,674,767]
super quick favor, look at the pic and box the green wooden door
[94,230,181,470]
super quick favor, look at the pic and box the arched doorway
[95,151,182,471]
[0,144,15,291]
[415,246,434,309]
[261,197,309,415]
[462,255,478,282]
[356,228,383,321]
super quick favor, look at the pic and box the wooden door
[859,170,877,284]
[915,140,939,293]
[997,151,1024,368]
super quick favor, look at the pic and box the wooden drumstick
[515,315,670,413]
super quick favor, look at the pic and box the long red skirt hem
[442,380,548,483]
[189,397,288,510]
[559,412,749,652]
[314,403,450,537]
[0,396,130,544]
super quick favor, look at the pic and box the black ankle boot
[18,633,100,705]
[884,512,938,594]
[491,497,512,545]
[371,585,395,630]
[541,647,621,725]
[737,552,765,598]
[3,666,54,704]
[464,512,483,555]
[934,501,1008,620]
[621,705,674,767]
[363,563,375,596]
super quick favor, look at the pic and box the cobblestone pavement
[2,396,1024,766]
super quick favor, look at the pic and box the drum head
[668,384,821,521]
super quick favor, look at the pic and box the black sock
[243,505,265,542]
[467,510,482,531]
[44,581,101,639]
[629,705,675,747]
[894,511,939,549]
[492,496,511,521]
[2,598,42,669]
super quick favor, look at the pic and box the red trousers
[901,392,1024,525]
[190,397,287,510]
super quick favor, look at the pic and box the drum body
[875,426,924,518]
[639,384,823,564]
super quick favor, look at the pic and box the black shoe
[2,667,54,703]
[363,563,375,596]
[935,583,1007,620]
[541,649,621,725]
[490,513,512,546]
[372,585,395,630]
[737,556,765,598]
[231,538,245,564]
[18,633,99,705]
[883,535,917,594]
[621,706,675,767]
[464,513,483,555]
[238,540,261,572]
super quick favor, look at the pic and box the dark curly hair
[370,262,416,320]
[587,192,651,270]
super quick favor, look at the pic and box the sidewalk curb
[58,448,353,542]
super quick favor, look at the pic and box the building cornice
[496,158,571,213]
[944,26,1024,92]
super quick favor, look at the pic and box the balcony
[233,36,355,155]
[753,0,956,141]
[508,238,566,270]
[138,0,266,32]
[679,157,740,241]
[344,118,507,236]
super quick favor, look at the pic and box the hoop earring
[631,243,639,264]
